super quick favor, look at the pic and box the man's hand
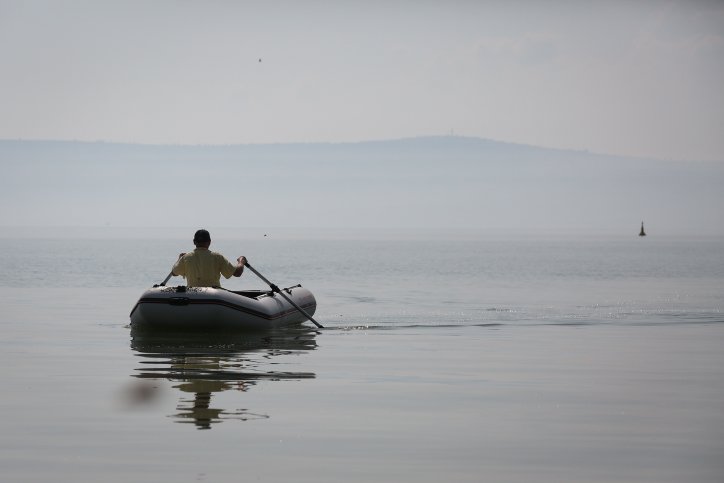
[233,256,247,277]
[178,252,186,259]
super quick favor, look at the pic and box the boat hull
[130,285,317,330]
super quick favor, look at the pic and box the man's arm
[171,252,186,276]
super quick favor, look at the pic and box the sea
[0,228,723,483]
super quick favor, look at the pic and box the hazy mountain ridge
[1,137,722,235]
[0,135,676,163]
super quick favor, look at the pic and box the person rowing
[171,229,246,288]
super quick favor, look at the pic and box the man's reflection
[130,326,318,429]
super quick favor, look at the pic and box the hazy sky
[1,0,723,161]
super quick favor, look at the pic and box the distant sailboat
[639,222,646,237]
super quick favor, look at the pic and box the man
[172,229,246,287]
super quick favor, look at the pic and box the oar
[245,262,323,328]
[159,253,185,286]
[159,271,174,286]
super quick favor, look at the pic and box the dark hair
[193,229,211,243]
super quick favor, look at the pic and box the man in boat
[172,229,246,287]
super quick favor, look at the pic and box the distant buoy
[639,222,646,237]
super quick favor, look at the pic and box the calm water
[1,233,723,482]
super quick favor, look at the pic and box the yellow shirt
[172,248,236,287]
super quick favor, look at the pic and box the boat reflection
[130,325,318,429]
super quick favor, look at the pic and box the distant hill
[0,135,637,163]
[1,136,723,236]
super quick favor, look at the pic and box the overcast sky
[1,0,723,161]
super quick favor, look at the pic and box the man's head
[193,229,211,247]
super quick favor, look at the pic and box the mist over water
[2,138,724,236]
[2,139,723,482]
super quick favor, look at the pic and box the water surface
[1,234,722,482]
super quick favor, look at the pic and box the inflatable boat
[129,284,317,330]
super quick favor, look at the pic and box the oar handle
[245,262,323,328]
[159,271,174,286]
